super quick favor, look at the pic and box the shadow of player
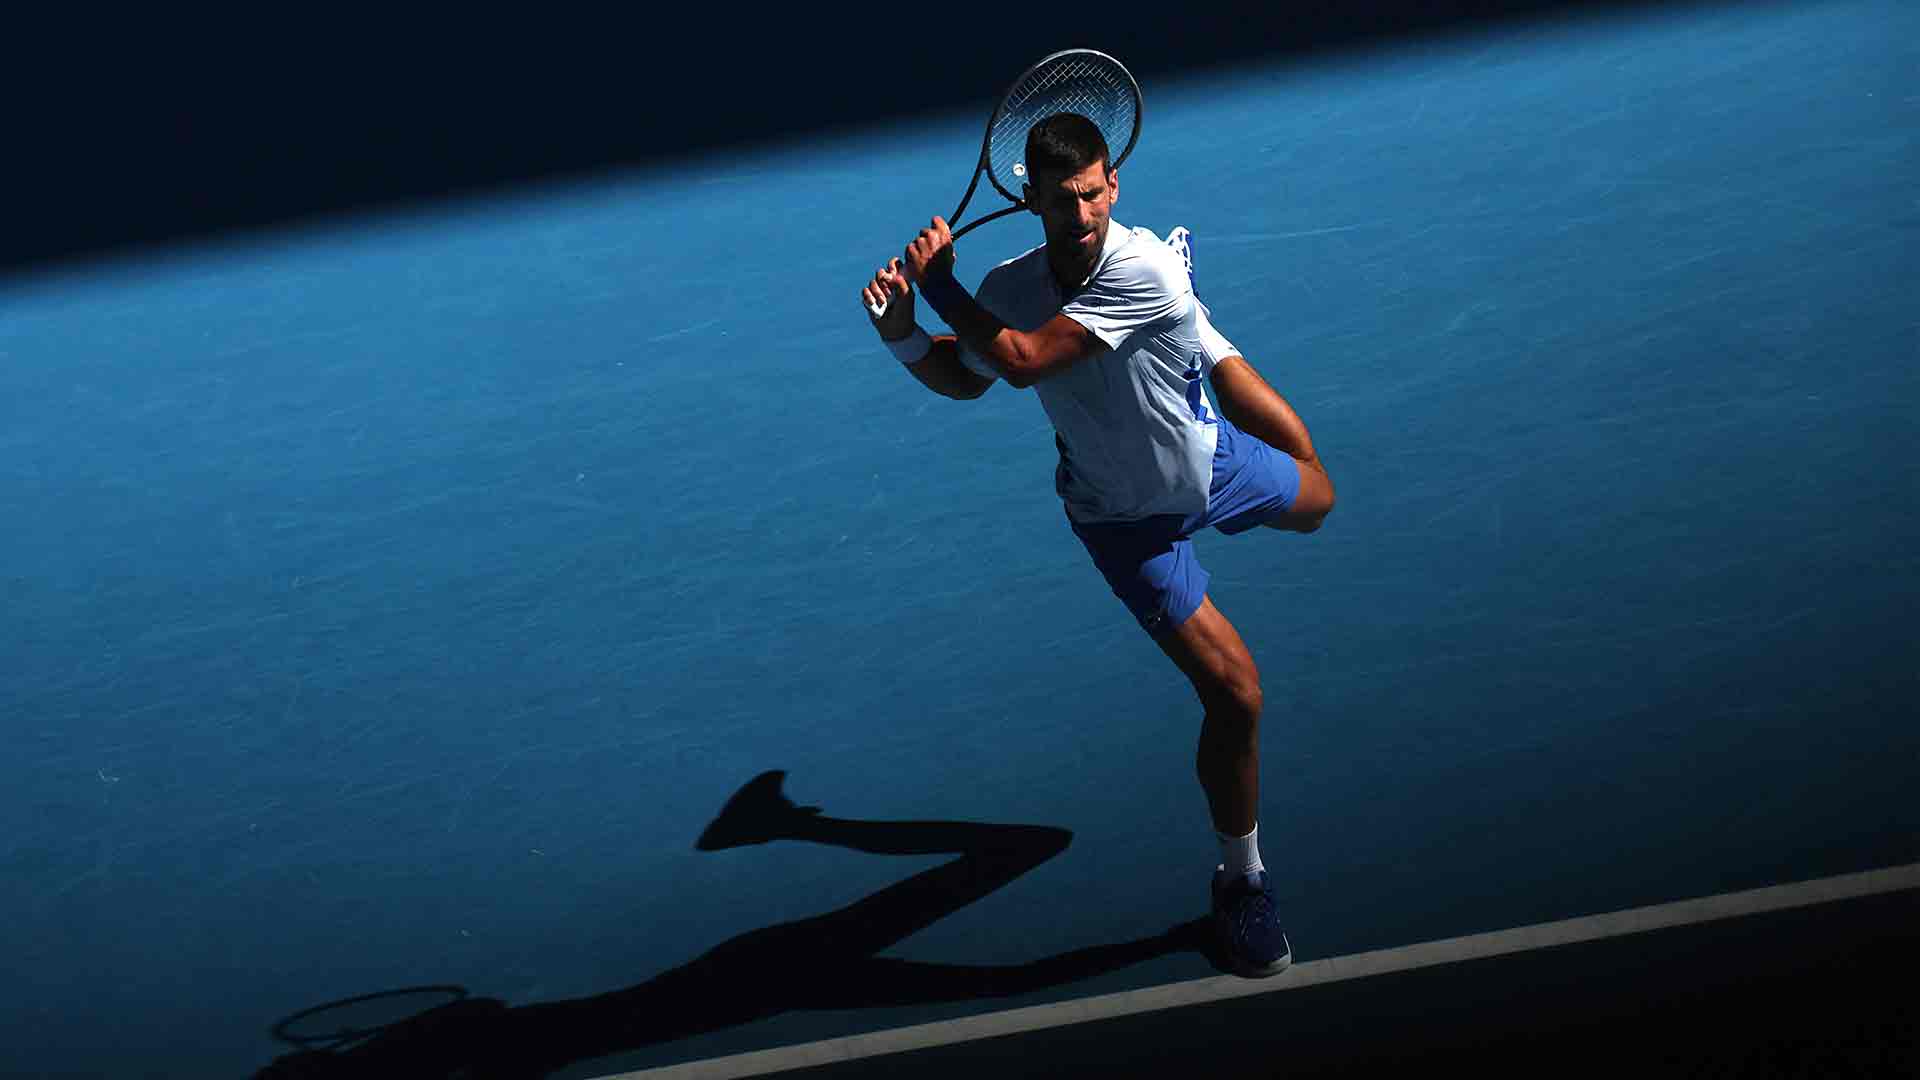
[256,769,1217,1078]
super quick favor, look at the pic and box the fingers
[902,220,956,282]
[861,259,912,319]
[916,220,952,253]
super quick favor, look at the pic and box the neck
[1047,245,1095,292]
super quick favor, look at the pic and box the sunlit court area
[4,2,1916,1076]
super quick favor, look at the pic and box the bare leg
[1209,355,1335,531]
[1151,596,1263,837]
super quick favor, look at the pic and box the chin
[1052,231,1099,256]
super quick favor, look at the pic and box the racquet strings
[986,53,1141,197]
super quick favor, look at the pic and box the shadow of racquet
[254,769,1214,1079]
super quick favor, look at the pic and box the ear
[1108,167,1119,205]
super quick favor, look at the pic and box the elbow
[997,339,1039,389]
[947,372,994,400]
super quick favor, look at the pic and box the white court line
[594,861,1920,1080]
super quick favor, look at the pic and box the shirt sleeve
[1059,238,1192,351]
[1192,299,1240,376]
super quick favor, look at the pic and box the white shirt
[957,222,1240,524]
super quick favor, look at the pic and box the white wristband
[883,326,933,367]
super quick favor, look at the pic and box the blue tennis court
[3,3,1915,1076]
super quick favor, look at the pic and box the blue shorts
[1068,419,1300,636]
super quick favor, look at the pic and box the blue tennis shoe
[1211,867,1293,978]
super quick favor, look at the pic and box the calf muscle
[1154,596,1263,837]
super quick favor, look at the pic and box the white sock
[1217,823,1265,880]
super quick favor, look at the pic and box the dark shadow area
[252,770,1217,1079]
[785,882,1920,1077]
[8,0,1708,281]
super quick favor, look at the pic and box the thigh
[1069,514,1210,635]
[1151,595,1261,713]
[1260,456,1333,532]
[1207,424,1302,536]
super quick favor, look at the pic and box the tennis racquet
[867,47,1144,319]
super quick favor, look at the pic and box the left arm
[903,217,1107,389]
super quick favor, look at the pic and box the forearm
[918,276,1033,382]
[1210,356,1318,463]
[902,336,991,400]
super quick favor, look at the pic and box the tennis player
[860,113,1333,977]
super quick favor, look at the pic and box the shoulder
[1098,226,1186,289]
[1084,224,1189,304]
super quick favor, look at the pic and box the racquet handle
[864,210,1009,320]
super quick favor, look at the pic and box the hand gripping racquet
[867,48,1143,319]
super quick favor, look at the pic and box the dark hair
[1024,113,1112,182]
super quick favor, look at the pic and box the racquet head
[865,48,1143,320]
[982,48,1143,202]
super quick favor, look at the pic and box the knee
[1302,460,1335,523]
[1267,459,1334,533]
[1202,676,1263,729]
[1198,688,1262,768]
[1238,678,1264,720]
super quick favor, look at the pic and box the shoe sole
[1214,920,1291,978]
[1226,935,1293,979]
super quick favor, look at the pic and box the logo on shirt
[1184,357,1216,425]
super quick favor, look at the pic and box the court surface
[2,2,1915,1077]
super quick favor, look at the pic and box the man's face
[1025,158,1118,271]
